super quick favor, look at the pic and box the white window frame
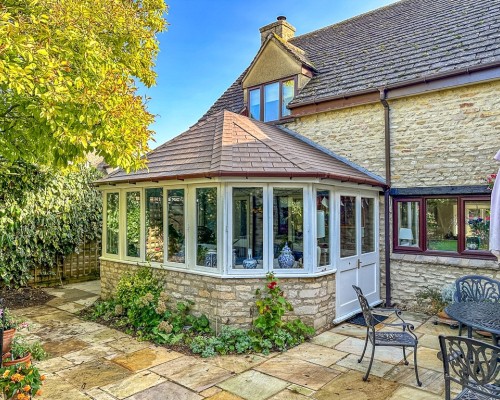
[163,186,188,269]
[102,190,121,259]
[314,186,335,272]
[123,188,144,262]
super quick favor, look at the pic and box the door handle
[357,259,361,269]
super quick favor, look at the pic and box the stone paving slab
[387,386,442,399]
[63,343,123,364]
[269,389,311,400]
[218,370,289,400]
[43,337,90,358]
[310,331,349,348]
[124,381,202,400]
[335,336,411,364]
[39,373,93,400]
[285,342,348,367]
[111,347,184,372]
[205,354,267,373]
[101,370,166,399]
[385,365,444,395]
[206,391,244,400]
[336,353,395,377]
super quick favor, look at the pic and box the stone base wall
[101,260,336,332]
[390,253,500,307]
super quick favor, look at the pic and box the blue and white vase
[242,249,258,269]
[278,242,295,268]
[205,249,217,268]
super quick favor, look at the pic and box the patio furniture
[439,335,500,400]
[352,285,422,386]
[445,302,500,346]
[454,275,500,336]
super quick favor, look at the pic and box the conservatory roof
[97,110,385,187]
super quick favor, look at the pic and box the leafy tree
[0,0,167,171]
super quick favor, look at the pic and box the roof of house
[98,110,385,186]
[204,0,500,116]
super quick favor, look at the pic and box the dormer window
[249,77,296,122]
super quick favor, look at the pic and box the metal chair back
[455,275,500,303]
[352,285,376,330]
[439,335,500,400]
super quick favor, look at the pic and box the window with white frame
[316,190,330,268]
[105,192,119,255]
[167,189,185,263]
[125,191,141,258]
[196,187,218,268]
[145,188,163,262]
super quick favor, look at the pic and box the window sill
[391,250,498,262]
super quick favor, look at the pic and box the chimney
[259,16,296,44]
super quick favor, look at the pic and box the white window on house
[196,187,218,268]
[105,192,119,255]
[248,78,295,122]
[167,189,185,264]
[232,187,264,270]
[125,191,141,258]
[145,188,163,263]
[316,190,330,268]
[273,187,304,269]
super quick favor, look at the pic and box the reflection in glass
[126,191,141,257]
[145,188,163,262]
[264,82,279,122]
[362,198,375,253]
[232,188,264,269]
[340,196,356,258]
[167,189,185,263]
[273,188,303,269]
[249,89,260,120]
[106,193,119,255]
[465,200,490,251]
[397,201,420,247]
[281,79,294,117]
[196,188,217,267]
[426,198,457,252]
[316,190,330,267]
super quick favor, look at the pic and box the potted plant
[0,363,45,399]
[2,337,47,367]
[0,308,28,355]
[415,283,457,326]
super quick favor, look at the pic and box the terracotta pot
[2,328,16,355]
[2,352,31,367]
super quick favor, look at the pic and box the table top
[445,302,500,336]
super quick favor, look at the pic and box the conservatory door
[335,194,380,323]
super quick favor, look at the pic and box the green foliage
[0,0,167,171]
[190,326,254,358]
[0,363,44,399]
[415,284,455,314]
[0,161,102,286]
[8,337,48,361]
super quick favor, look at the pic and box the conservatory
[98,110,385,330]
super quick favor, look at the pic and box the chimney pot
[277,16,286,21]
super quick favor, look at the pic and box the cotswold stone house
[98,0,500,331]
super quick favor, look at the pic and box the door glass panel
[361,197,375,254]
[167,189,185,263]
[426,198,458,252]
[196,188,217,267]
[397,201,420,247]
[273,188,303,269]
[126,191,141,258]
[340,196,356,258]
[316,190,330,267]
[232,188,264,269]
[465,200,490,251]
[145,188,163,262]
[106,193,119,255]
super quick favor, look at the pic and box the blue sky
[144,0,398,147]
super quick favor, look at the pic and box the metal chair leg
[402,346,408,365]
[413,345,422,387]
[458,322,463,336]
[359,330,369,363]
[363,343,376,382]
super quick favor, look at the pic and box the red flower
[267,281,277,290]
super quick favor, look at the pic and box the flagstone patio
[14,280,457,399]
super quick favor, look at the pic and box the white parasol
[489,149,500,261]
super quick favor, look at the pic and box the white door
[335,193,380,323]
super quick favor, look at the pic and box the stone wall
[101,260,336,332]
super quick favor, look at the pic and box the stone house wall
[101,260,336,332]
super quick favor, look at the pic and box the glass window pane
[317,190,330,267]
[273,188,303,269]
[426,198,458,252]
[340,196,357,258]
[145,188,163,262]
[264,82,279,122]
[167,189,185,263]
[397,201,420,247]
[362,198,375,253]
[281,79,294,117]
[232,188,264,269]
[465,200,490,251]
[106,193,119,255]
[249,89,261,120]
[196,188,217,267]
[126,191,141,257]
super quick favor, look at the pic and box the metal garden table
[445,302,500,345]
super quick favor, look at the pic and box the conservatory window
[167,189,185,263]
[273,188,303,269]
[126,191,141,258]
[361,197,375,254]
[196,188,218,268]
[145,188,163,262]
[316,190,330,267]
[105,192,119,255]
[232,187,264,270]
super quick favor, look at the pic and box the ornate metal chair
[454,275,500,335]
[352,285,421,386]
[439,335,500,400]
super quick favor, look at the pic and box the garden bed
[0,287,54,309]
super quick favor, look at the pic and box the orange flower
[17,393,28,400]
[36,389,43,396]
[11,373,24,382]
[23,384,31,392]
[2,370,10,378]
[40,375,46,381]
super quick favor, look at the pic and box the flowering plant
[487,173,497,191]
[0,308,27,331]
[467,216,490,241]
[0,363,45,399]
